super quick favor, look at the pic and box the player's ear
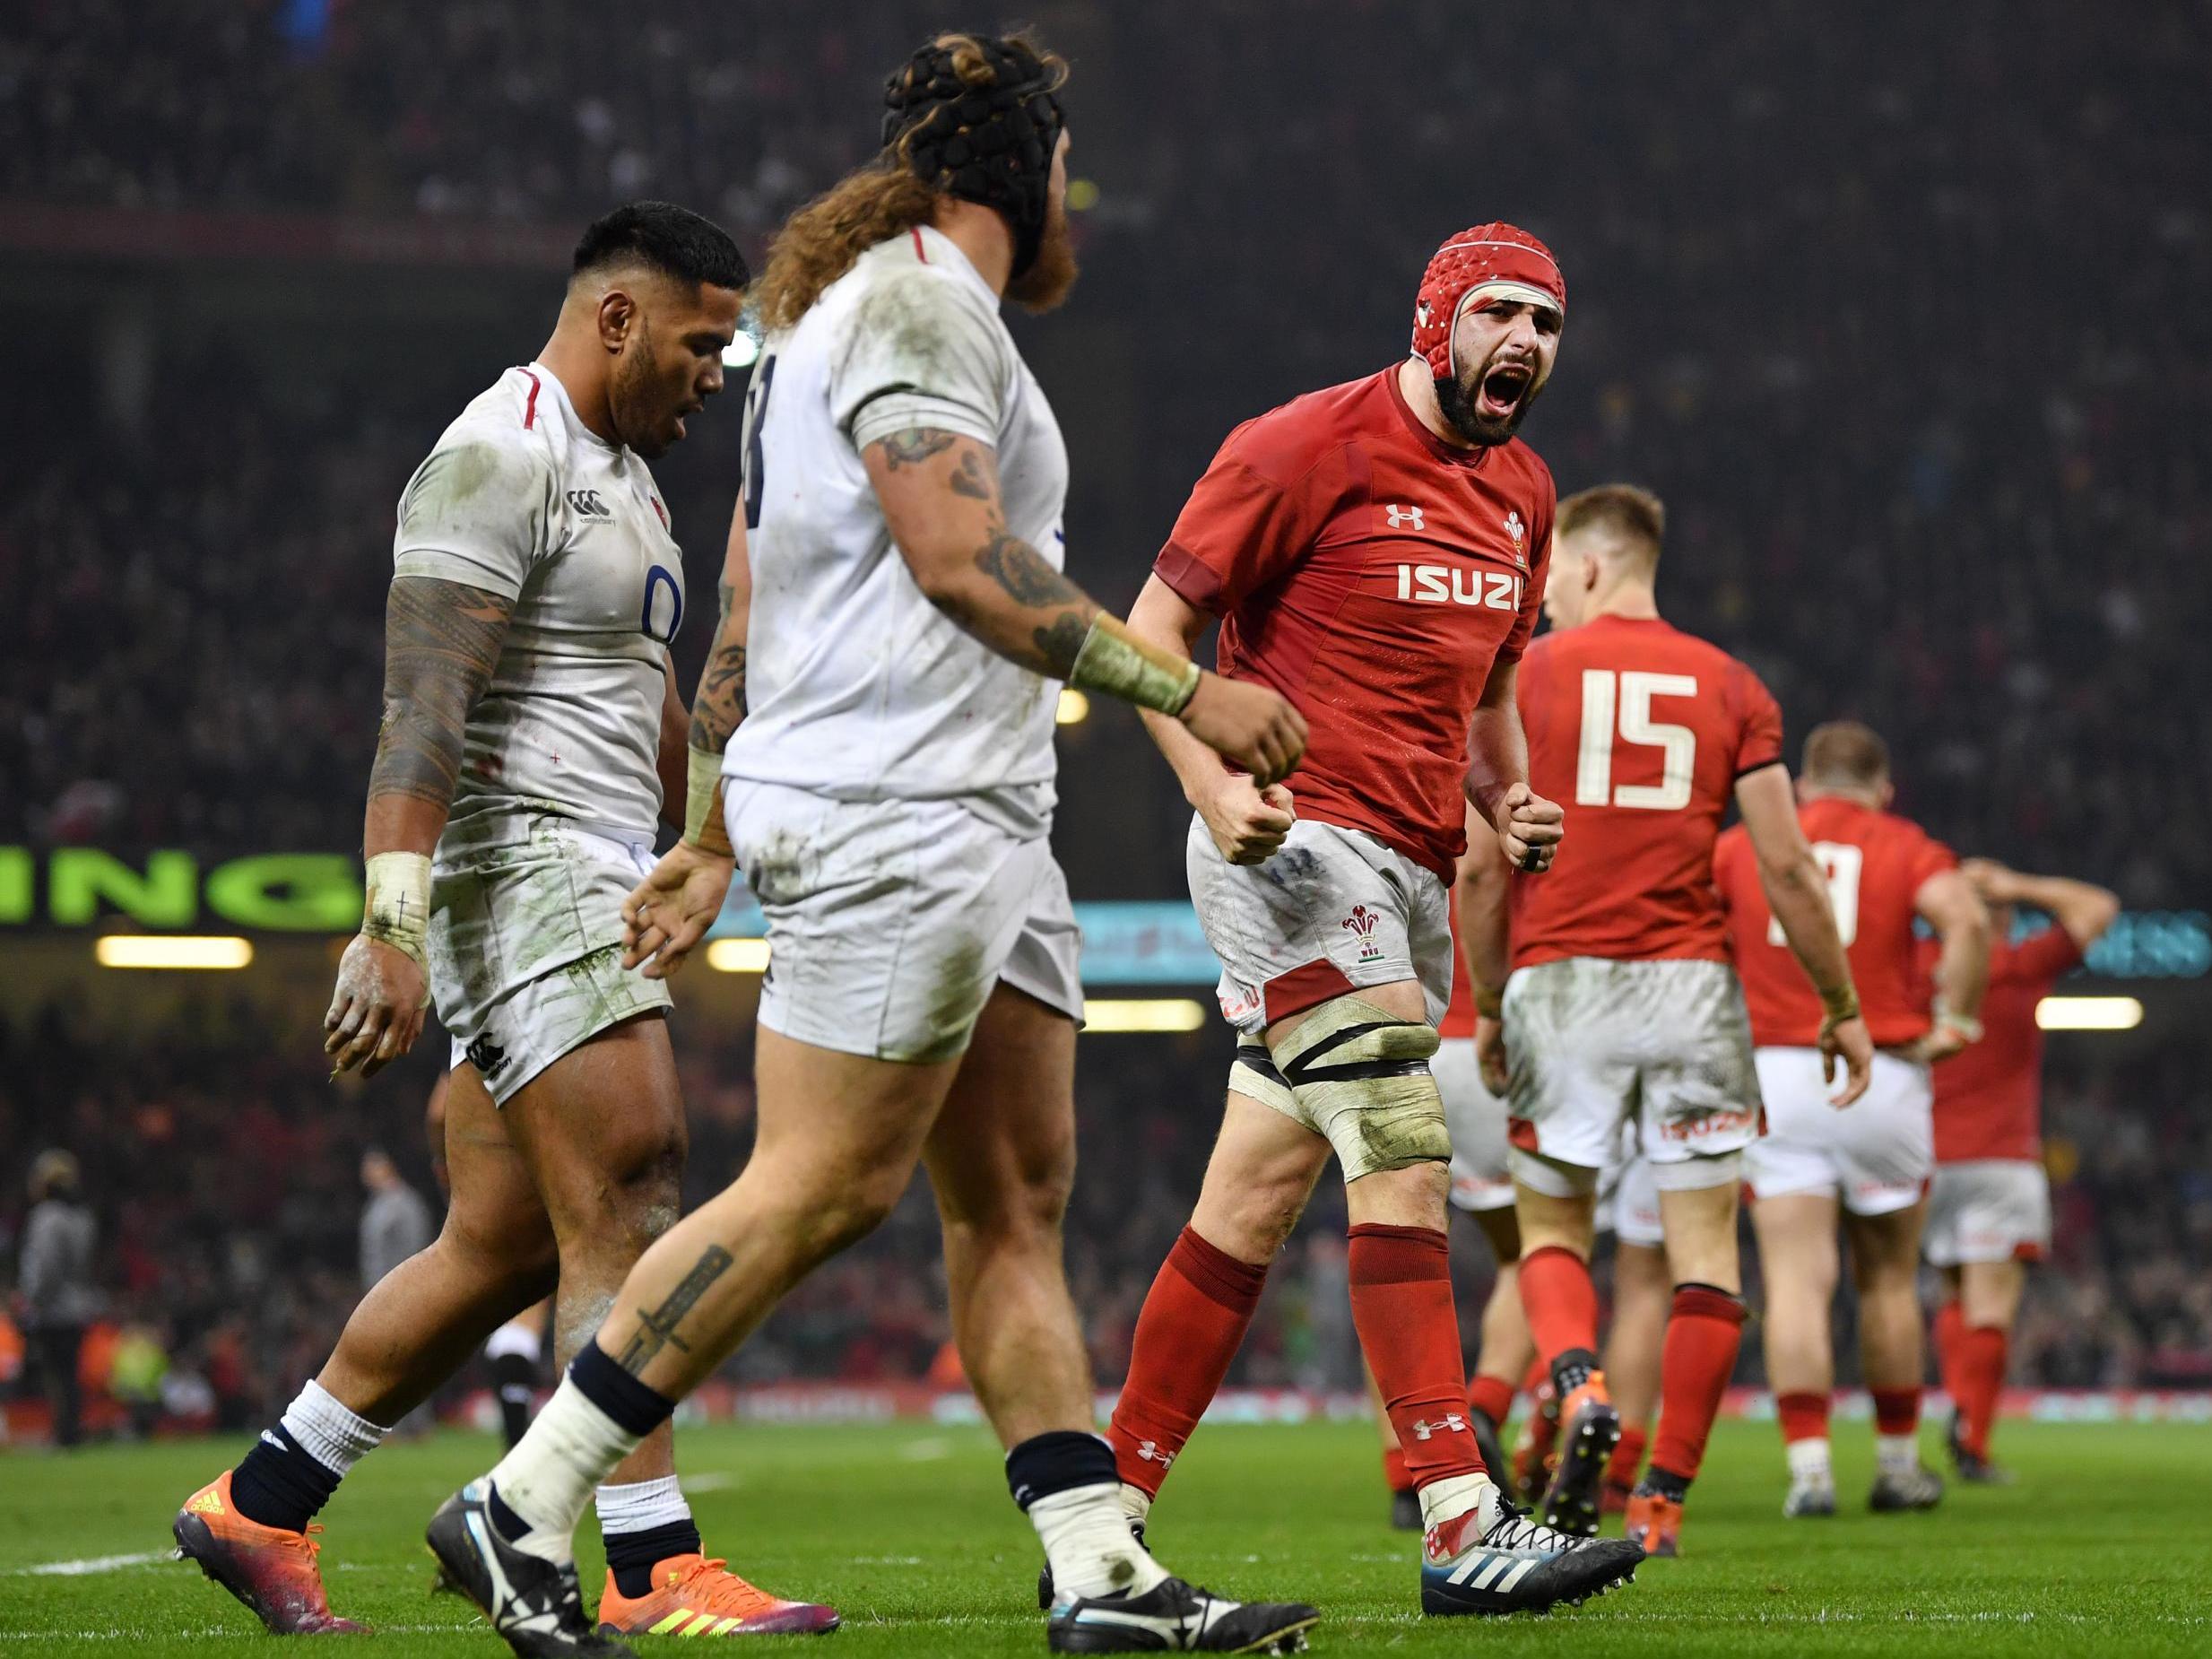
[596,286,638,352]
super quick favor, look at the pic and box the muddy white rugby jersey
[392,363,682,838]
[724,224,1069,821]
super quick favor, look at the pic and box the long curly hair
[751,31,1067,332]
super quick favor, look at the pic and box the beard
[1435,355,1546,447]
[610,337,676,459]
[1007,199,1080,314]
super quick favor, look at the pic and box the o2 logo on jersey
[1395,564,1522,612]
[639,564,682,645]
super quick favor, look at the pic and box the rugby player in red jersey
[1714,721,1991,1517]
[1462,484,1872,1555]
[1100,225,1646,1616]
[1925,860,2116,1482]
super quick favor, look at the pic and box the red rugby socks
[1348,1224,1488,1488]
[1107,1228,1267,1498]
[1646,1285,1747,1489]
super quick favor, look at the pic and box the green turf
[1,1419,2207,1655]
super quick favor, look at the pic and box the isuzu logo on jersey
[1395,565,1523,611]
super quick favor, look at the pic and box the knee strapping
[1273,998,1448,1177]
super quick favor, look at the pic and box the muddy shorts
[1503,956,1761,1180]
[727,778,1083,1064]
[1187,815,1453,1035]
[429,813,672,1105]
[1922,1158,2051,1265]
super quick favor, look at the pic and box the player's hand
[1820,1013,1874,1107]
[1197,777,1297,865]
[1960,856,2022,906]
[622,841,735,979]
[324,934,429,1080]
[1491,781,1565,873]
[1178,672,1307,788]
[1911,1016,1977,1065]
[1476,1012,1510,1095]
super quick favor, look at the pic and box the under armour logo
[1135,1440,1175,1468]
[1385,504,1426,530]
[1410,1413,1467,1441]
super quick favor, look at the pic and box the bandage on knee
[1272,998,1447,1178]
[1227,1043,1298,1117]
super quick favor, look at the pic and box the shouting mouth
[1477,360,1533,420]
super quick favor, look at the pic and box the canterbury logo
[1385,503,1426,530]
[566,489,612,517]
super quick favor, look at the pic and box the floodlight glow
[1056,689,1090,725]
[2035,995,2143,1031]
[95,934,254,969]
[1085,998,1208,1033]
[706,937,771,973]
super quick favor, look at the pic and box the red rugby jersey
[1715,795,1956,1047]
[1925,927,2079,1162]
[1508,616,1783,971]
[1154,368,1552,881]
[1440,901,1478,1038]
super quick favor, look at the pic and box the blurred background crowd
[4,0,2208,1437]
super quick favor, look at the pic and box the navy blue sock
[604,1517,705,1598]
[230,1424,341,1533]
[1006,1429,1118,1512]
[487,1483,534,1544]
[569,1341,678,1438]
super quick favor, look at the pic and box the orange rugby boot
[172,1470,367,1634]
[597,1554,841,1638]
[1538,1376,1622,1538]
[1622,1489,1683,1557]
[1508,1377,1561,1503]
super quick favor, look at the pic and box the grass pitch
[1,1419,2207,1656]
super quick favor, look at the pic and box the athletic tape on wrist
[1069,614,1201,716]
[683,748,733,856]
[360,851,431,971]
[1817,982,1861,1039]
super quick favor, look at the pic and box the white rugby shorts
[1187,815,1453,1035]
[1922,1158,2052,1265]
[429,814,673,1105]
[1502,956,1761,1177]
[728,779,1083,1064]
[1435,1038,1514,1213]
[1745,1047,1932,1217]
[1610,1154,1666,1249]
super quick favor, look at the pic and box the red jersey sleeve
[1152,413,1347,615]
[1909,830,1960,896]
[1728,662,1785,777]
[2007,925,2084,984]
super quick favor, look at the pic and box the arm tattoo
[973,528,1094,675]
[613,1244,733,1374]
[948,449,991,499]
[975,526,1085,608]
[689,578,748,753]
[878,427,958,469]
[367,577,512,809]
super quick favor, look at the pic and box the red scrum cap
[1410,224,1565,378]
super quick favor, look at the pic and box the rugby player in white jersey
[174,204,837,1643]
[422,35,1316,1659]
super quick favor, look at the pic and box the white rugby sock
[1418,1472,1494,1533]
[1117,1481,1152,1528]
[1031,1482,1168,1602]
[487,1377,646,1564]
[1785,1437,1833,1485]
[595,1473,691,1536]
[281,1379,388,1479]
[1875,1433,1920,1480]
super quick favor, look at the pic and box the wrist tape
[361,851,431,971]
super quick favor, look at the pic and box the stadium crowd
[4,994,2207,1438]
[4,2,2208,1432]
